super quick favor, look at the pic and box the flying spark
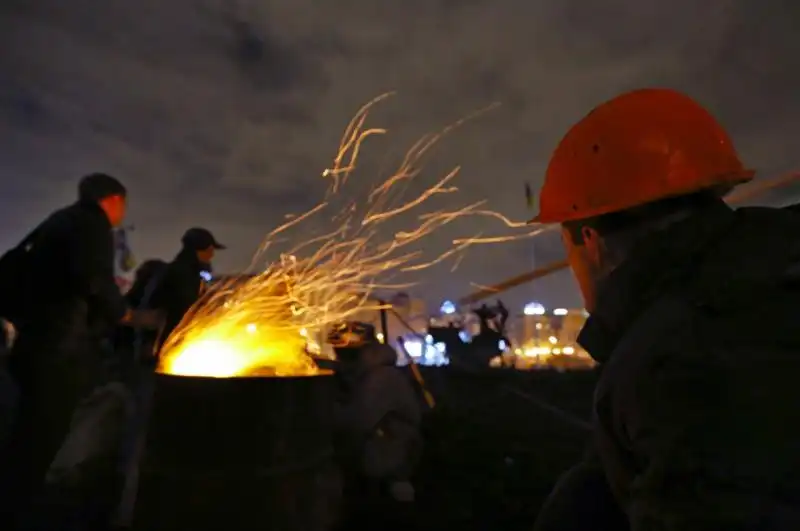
[158,94,537,378]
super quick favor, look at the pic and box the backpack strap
[13,225,43,253]
[133,268,169,362]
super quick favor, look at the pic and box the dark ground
[0,358,597,531]
[412,367,597,531]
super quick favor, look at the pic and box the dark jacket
[17,200,127,341]
[334,343,423,483]
[580,201,800,530]
[149,248,208,350]
[534,458,629,531]
[0,201,126,523]
[8,200,126,389]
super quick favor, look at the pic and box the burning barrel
[132,371,338,531]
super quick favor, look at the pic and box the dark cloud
[227,20,323,93]
[0,0,798,313]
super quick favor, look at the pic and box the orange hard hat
[531,88,754,224]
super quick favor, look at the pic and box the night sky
[1,1,799,312]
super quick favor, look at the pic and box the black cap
[181,227,226,251]
[78,173,127,202]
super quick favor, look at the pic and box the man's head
[560,193,721,311]
[181,227,226,263]
[78,173,127,227]
[327,321,376,348]
[530,88,753,312]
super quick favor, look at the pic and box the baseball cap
[181,227,226,251]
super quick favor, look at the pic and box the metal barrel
[132,372,339,531]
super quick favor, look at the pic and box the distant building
[506,306,595,370]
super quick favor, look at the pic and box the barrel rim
[153,370,334,381]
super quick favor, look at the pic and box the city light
[523,346,552,357]
[440,300,456,315]
[403,337,448,366]
[403,339,423,358]
[523,302,546,315]
[509,307,596,369]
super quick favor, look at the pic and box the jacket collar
[577,201,736,363]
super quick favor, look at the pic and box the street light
[523,302,546,316]
[440,300,456,315]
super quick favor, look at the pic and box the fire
[158,93,539,378]
[158,271,323,377]
[160,324,314,378]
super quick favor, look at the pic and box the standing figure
[0,173,131,530]
[531,89,800,531]
[329,321,423,531]
[149,227,225,352]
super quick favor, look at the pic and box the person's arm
[351,367,421,480]
[68,214,127,323]
[623,340,778,531]
[534,459,629,531]
[340,367,404,436]
[164,273,201,324]
[153,267,202,340]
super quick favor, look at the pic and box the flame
[158,93,536,378]
[160,318,313,378]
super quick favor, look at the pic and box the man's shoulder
[597,292,721,405]
[365,365,419,404]
[35,205,74,232]
[163,259,200,285]
[605,281,799,394]
[608,293,696,362]
[40,203,108,237]
[22,206,80,251]
[151,261,181,291]
[603,285,800,462]
[154,258,201,303]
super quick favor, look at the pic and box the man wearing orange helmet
[532,88,800,530]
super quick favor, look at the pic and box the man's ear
[581,226,603,267]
